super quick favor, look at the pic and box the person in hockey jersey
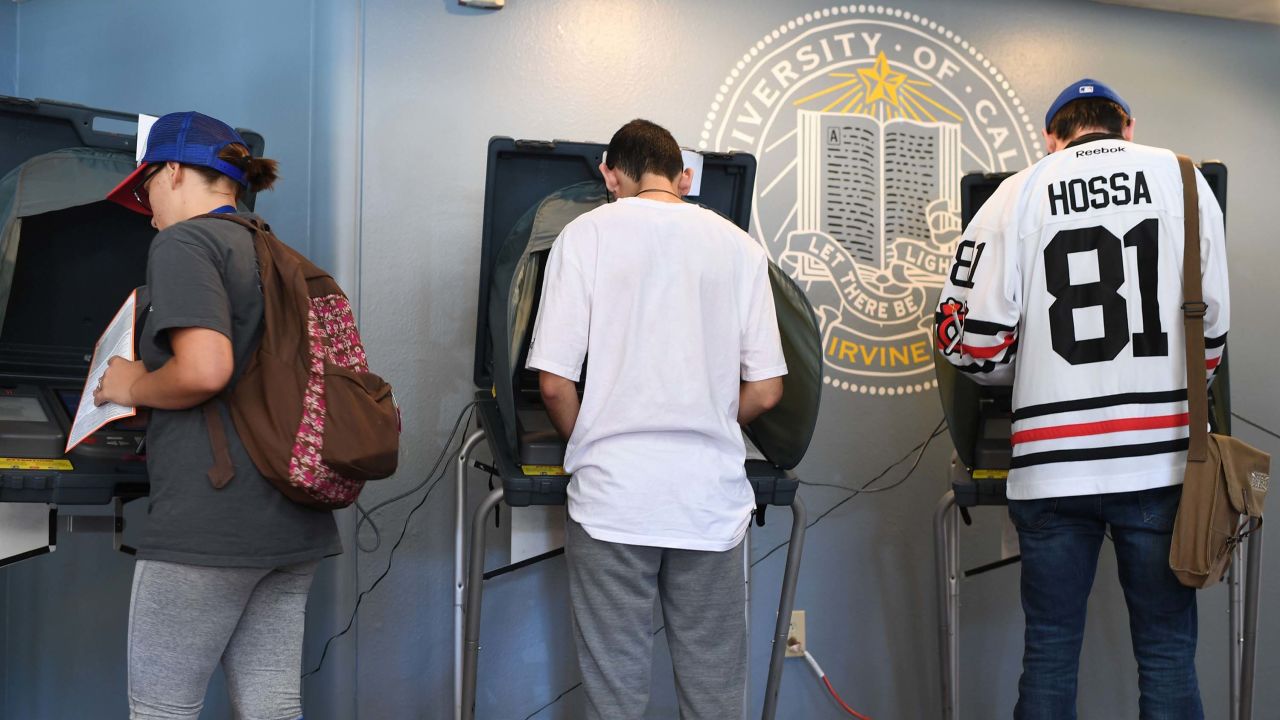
[935,79,1228,719]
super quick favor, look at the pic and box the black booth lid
[0,95,264,374]
[472,136,758,389]
[0,96,266,193]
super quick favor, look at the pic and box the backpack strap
[203,402,236,489]
[196,211,267,234]
[191,212,268,490]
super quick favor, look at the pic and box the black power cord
[520,682,582,720]
[520,623,668,719]
[1232,412,1280,442]
[754,417,947,569]
[353,401,480,553]
[512,407,1280,712]
[302,401,478,678]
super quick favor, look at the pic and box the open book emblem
[705,10,1043,398]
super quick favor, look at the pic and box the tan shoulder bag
[1168,155,1269,589]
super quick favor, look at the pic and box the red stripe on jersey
[958,334,1016,360]
[1011,413,1190,446]
[1207,356,1221,370]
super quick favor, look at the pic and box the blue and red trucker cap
[107,111,250,215]
[1044,78,1131,131]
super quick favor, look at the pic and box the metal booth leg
[1229,544,1244,720]
[935,491,959,720]
[460,487,504,720]
[761,496,808,720]
[1240,521,1263,720]
[454,430,486,720]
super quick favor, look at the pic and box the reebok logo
[1076,146,1126,158]
[1250,471,1269,493]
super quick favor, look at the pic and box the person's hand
[93,356,146,407]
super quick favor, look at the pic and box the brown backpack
[199,213,400,509]
[1168,156,1269,588]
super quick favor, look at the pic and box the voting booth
[455,137,823,720]
[933,164,1263,720]
[0,96,263,565]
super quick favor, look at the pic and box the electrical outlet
[785,610,806,657]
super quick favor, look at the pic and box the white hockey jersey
[935,135,1229,500]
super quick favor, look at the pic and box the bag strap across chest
[1176,155,1209,463]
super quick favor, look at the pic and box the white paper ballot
[680,149,704,197]
[66,290,138,452]
[136,114,159,163]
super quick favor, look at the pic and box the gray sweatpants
[127,559,319,720]
[565,517,747,720]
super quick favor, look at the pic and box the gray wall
[356,1,1280,719]
[1,1,1278,719]
[9,0,316,256]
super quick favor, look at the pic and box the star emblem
[857,52,907,106]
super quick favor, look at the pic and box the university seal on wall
[701,5,1041,397]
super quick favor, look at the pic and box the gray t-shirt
[137,212,342,567]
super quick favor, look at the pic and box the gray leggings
[127,559,319,720]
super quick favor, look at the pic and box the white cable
[804,648,873,720]
[803,649,825,679]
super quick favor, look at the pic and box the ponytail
[187,143,279,197]
[218,144,279,193]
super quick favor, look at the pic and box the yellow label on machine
[521,465,568,476]
[0,457,73,471]
[972,469,1008,480]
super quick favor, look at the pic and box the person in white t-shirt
[527,119,787,719]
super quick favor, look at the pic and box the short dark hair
[605,119,683,182]
[1048,99,1131,140]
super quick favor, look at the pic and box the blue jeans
[1009,485,1203,720]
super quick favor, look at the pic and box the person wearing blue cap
[936,79,1229,719]
[97,111,340,720]
[1041,78,1134,151]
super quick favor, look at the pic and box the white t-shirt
[526,197,788,551]
[935,138,1229,500]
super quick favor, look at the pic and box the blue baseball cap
[108,111,250,215]
[1044,78,1131,131]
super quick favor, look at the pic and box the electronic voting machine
[0,96,263,564]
